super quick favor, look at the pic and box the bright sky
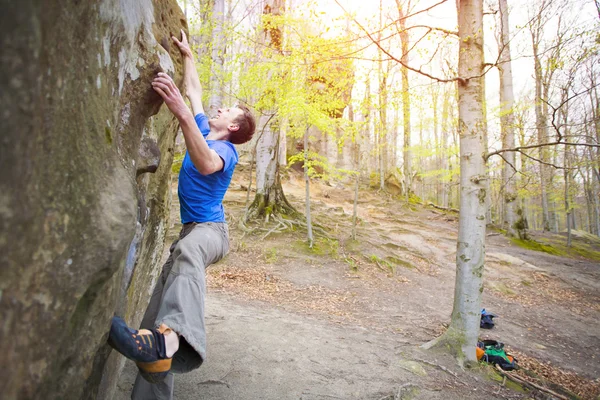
[176,0,598,150]
[303,0,598,149]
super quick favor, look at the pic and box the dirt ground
[115,166,600,400]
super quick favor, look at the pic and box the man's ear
[228,123,240,132]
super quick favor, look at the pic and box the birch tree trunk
[515,110,530,239]
[208,0,225,114]
[378,0,386,190]
[349,104,359,240]
[378,68,387,190]
[304,126,314,247]
[532,30,551,231]
[441,85,451,208]
[431,85,440,204]
[247,0,296,220]
[425,0,487,364]
[530,1,565,232]
[396,1,412,198]
[498,0,517,237]
[249,114,296,220]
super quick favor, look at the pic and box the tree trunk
[560,85,574,245]
[247,0,296,220]
[441,85,451,208]
[249,114,296,220]
[498,0,517,237]
[515,111,530,239]
[481,73,492,225]
[349,105,359,241]
[208,0,225,114]
[303,126,313,247]
[378,0,386,191]
[397,2,411,198]
[532,31,551,231]
[431,85,440,204]
[425,0,487,364]
[378,64,387,190]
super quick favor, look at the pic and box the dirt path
[115,167,600,399]
[116,294,518,400]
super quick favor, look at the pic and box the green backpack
[477,340,518,371]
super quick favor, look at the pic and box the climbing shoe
[108,316,172,383]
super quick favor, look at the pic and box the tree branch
[334,0,496,84]
[486,141,600,161]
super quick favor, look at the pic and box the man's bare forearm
[182,56,205,116]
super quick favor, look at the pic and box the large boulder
[0,1,187,399]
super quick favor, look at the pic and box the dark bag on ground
[480,309,496,329]
[476,340,518,371]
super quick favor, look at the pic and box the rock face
[0,1,186,399]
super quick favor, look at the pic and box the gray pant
[131,222,230,400]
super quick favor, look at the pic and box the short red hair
[229,105,256,144]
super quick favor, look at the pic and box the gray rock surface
[0,1,186,399]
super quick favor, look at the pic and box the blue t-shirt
[178,113,238,223]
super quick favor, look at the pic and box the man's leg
[154,222,229,367]
[131,372,174,400]
[130,222,229,399]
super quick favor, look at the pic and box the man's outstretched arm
[172,30,205,116]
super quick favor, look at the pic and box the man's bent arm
[152,72,223,175]
[179,112,223,175]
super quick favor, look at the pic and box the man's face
[209,107,244,132]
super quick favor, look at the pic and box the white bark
[498,0,517,237]
[248,0,295,219]
[441,85,451,208]
[426,0,487,364]
[398,3,411,199]
[304,127,314,247]
[278,116,288,166]
[208,0,225,114]
[255,115,279,194]
[378,0,385,190]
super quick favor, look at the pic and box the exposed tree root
[427,202,459,213]
[421,327,473,369]
[239,212,333,242]
[414,357,460,380]
[245,180,299,223]
[494,365,570,400]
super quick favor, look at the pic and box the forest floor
[116,165,600,400]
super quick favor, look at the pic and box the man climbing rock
[108,30,256,399]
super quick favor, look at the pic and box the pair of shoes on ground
[108,316,173,383]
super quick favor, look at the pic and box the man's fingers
[180,29,188,43]
[155,74,176,90]
[152,85,168,100]
[157,72,174,83]
[152,80,172,97]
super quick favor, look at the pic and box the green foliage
[264,247,278,264]
[171,152,185,174]
[510,238,562,256]
[369,172,380,188]
[368,254,396,275]
[385,256,416,270]
[408,192,422,205]
[292,237,339,257]
[104,127,112,145]
[287,151,356,181]
[236,8,356,134]
[542,235,600,262]
[345,256,359,272]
